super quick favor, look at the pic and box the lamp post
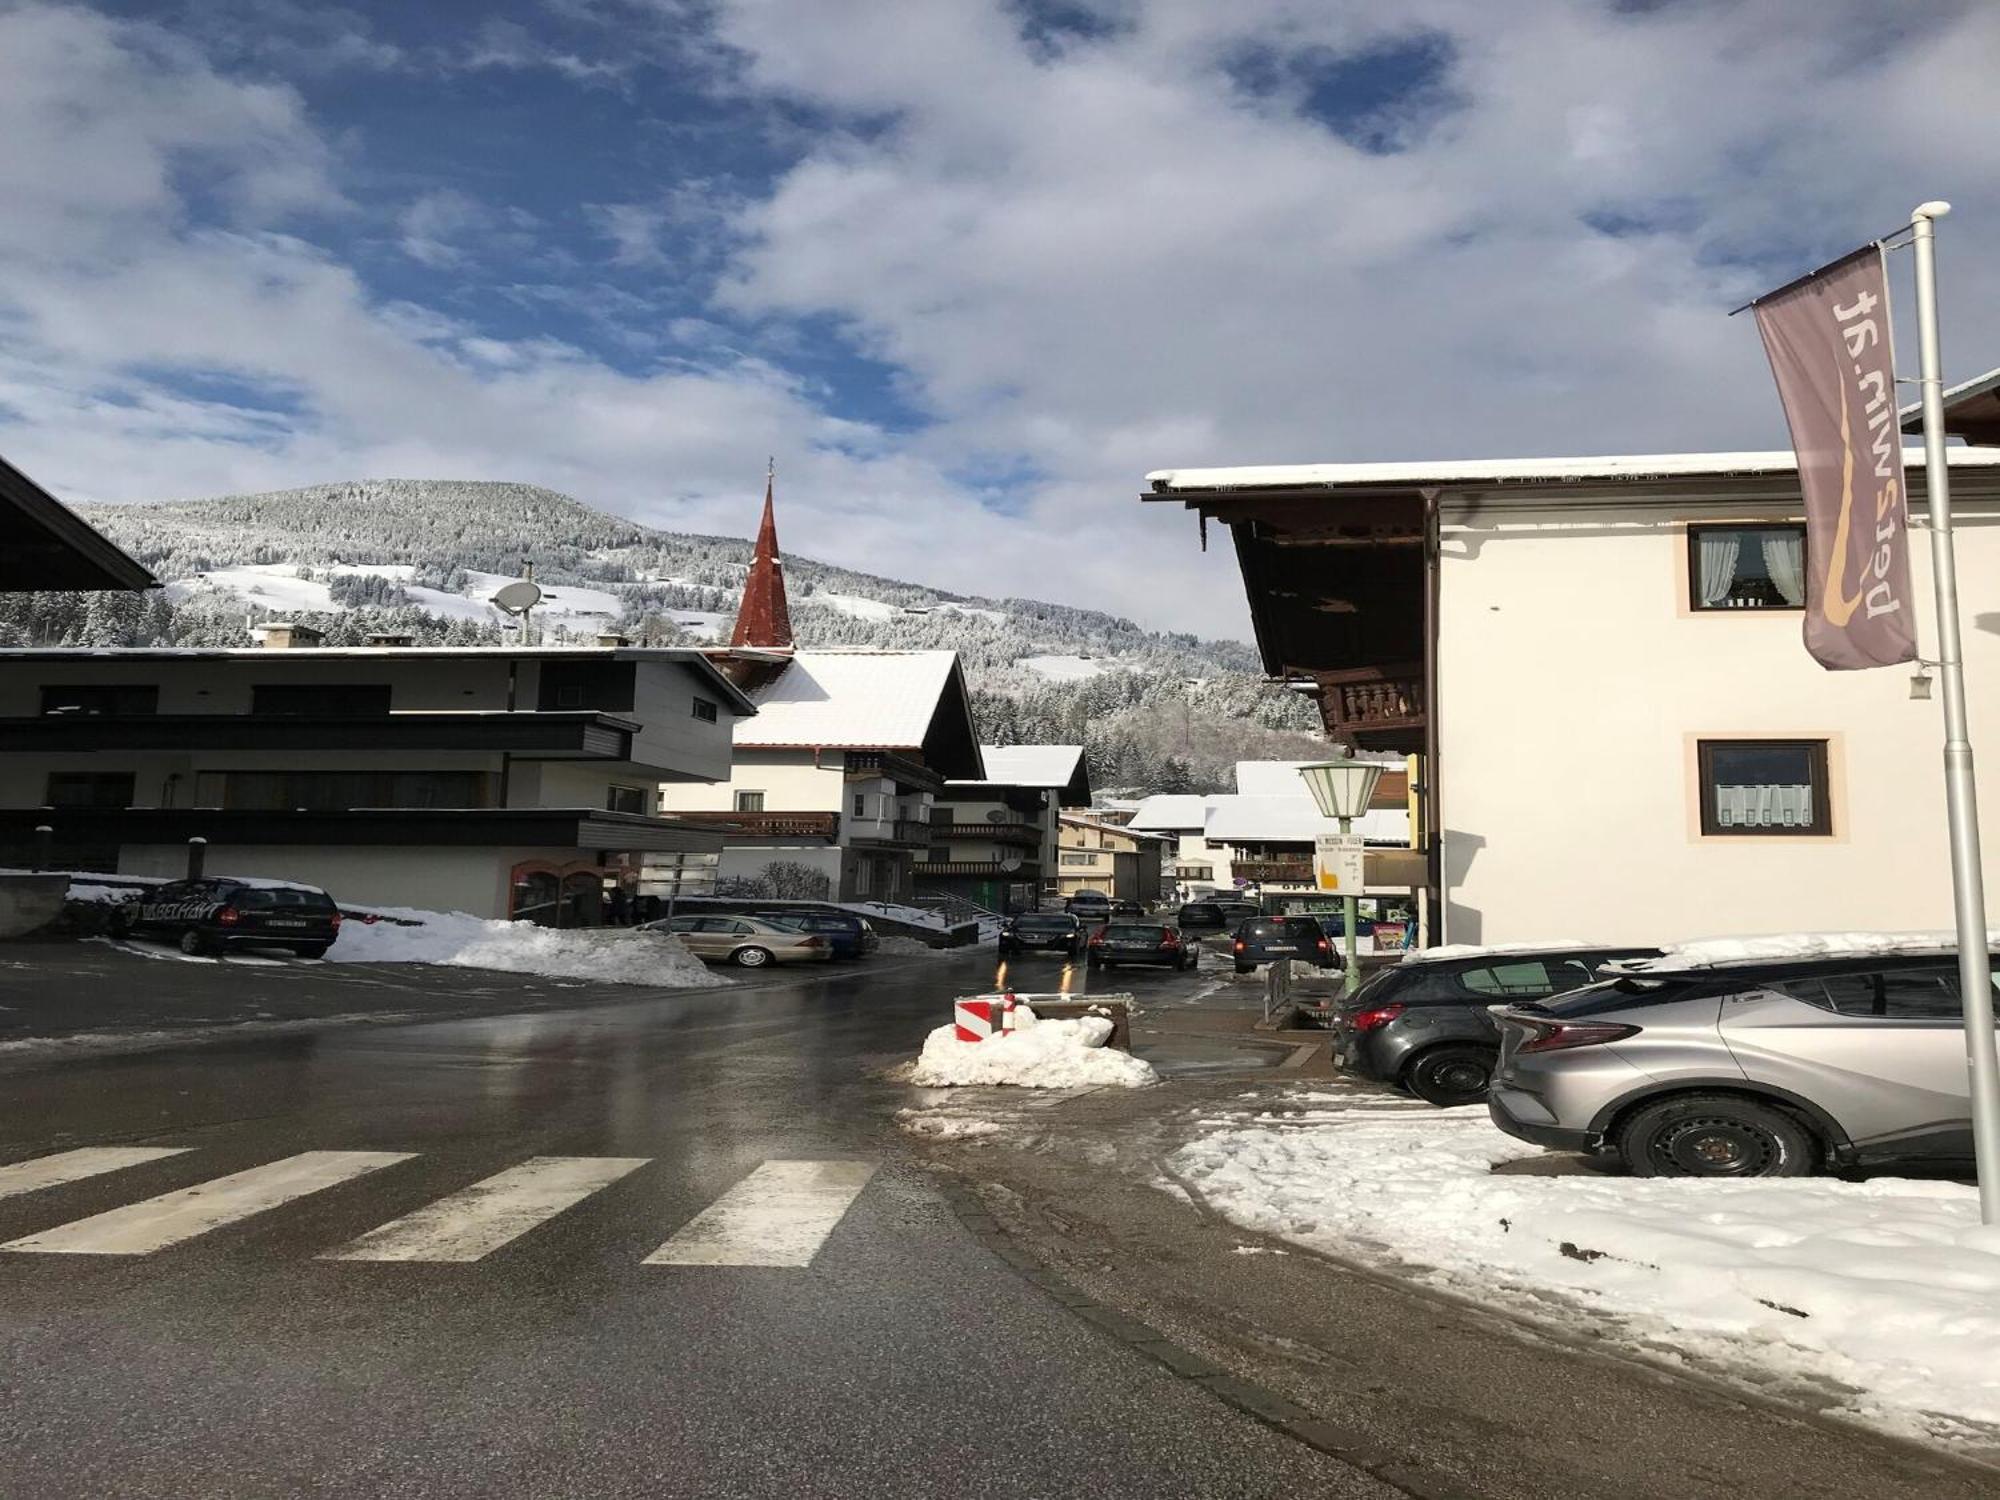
[1297,756,1382,996]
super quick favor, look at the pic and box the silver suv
[1488,952,1995,1177]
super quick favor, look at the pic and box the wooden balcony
[1307,662,1426,751]
[1233,860,1314,884]
[938,822,1043,846]
[667,810,839,841]
[843,750,943,795]
[915,859,1043,877]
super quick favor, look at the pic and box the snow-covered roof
[1145,446,2000,494]
[1233,757,1401,796]
[1126,794,1210,832]
[1202,795,1409,845]
[735,650,962,751]
[962,745,1084,788]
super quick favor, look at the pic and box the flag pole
[1910,199,2000,1225]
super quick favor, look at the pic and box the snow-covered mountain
[30,479,1328,793]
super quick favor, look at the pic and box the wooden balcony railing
[1309,662,1425,748]
[940,822,1043,846]
[1232,860,1314,884]
[666,810,839,840]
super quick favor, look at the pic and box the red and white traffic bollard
[952,990,1020,1042]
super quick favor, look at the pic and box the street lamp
[1297,757,1382,996]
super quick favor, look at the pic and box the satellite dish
[491,580,543,614]
[999,855,1024,874]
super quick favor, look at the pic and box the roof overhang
[0,455,156,592]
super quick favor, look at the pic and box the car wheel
[1618,1093,1817,1178]
[1403,1045,1497,1108]
[292,943,330,959]
[106,910,132,939]
[179,929,214,957]
[1234,961,1253,975]
[732,946,774,968]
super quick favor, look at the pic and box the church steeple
[729,459,793,650]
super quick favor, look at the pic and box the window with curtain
[1697,740,1831,836]
[1687,524,1806,610]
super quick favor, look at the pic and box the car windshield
[1014,916,1073,931]
[1103,924,1165,940]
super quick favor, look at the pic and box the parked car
[1086,921,1198,971]
[1314,911,1378,941]
[1065,891,1113,918]
[1333,946,1656,1106]
[645,914,832,968]
[107,877,343,958]
[750,909,878,960]
[1108,898,1146,918]
[1488,949,1999,1176]
[999,912,1085,956]
[1230,916,1337,974]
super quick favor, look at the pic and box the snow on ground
[875,936,953,960]
[334,906,725,987]
[1016,654,1107,681]
[1173,1098,2000,1442]
[814,591,900,622]
[166,564,630,641]
[908,1005,1157,1089]
[669,611,729,641]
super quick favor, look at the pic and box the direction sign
[1314,834,1366,893]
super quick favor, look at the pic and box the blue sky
[3,1,1998,636]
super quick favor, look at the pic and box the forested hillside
[6,479,1328,793]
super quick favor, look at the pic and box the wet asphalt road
[0,946,1386,1499]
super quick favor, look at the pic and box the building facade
[1148,446,2000,946]
[919,745,1090,911]
[1055,814,1167,906]
[0,640,754,921]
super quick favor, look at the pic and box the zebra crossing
[0,1147,878,1267]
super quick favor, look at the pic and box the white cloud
[5,1,2000,642]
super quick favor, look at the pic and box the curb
[934,1178,1489,1500]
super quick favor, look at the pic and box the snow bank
[1633,929,2000,972]
[334,907,724,987]
[876,936,952,960]
[1174,1103,2000,1440]
[908,1006,1156,1089]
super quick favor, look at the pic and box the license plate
[265,920,310,930]
[1266,945,1296,954]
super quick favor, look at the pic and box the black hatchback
[999,912,1085,956]
[1333,946,1656,1106]
[1230,916,1337,973]
[109,877,344,958]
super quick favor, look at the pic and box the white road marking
[644,1160,877,1268]
[0,1147,190,1202]
[323,1156,650,1263]
[0,1151,415,1255]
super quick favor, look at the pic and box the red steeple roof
[729,463,793,650]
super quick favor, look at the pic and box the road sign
[1314,834,1366,893]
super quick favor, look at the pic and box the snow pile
[842,901,950,932]
[909,1006,1157,1089]
[333,907,725,987]
[895,1109,1001,1140]
[1633,929,2000,972]
[1174,1103,2000,1438]
[876,936,952,960]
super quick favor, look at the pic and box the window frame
[733,790,765,813]
[1696,738,1832,837]
[1686,522,1808,613]
[691,696,719,723]
[605,783,648,815]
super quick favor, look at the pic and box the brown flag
[1753,245,1917,670]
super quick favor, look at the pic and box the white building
[1147,445,2000,946]
[0,638,755,921]
[656,648,984,903]
[1128,760,1409,902]
[922,745,1089,911]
